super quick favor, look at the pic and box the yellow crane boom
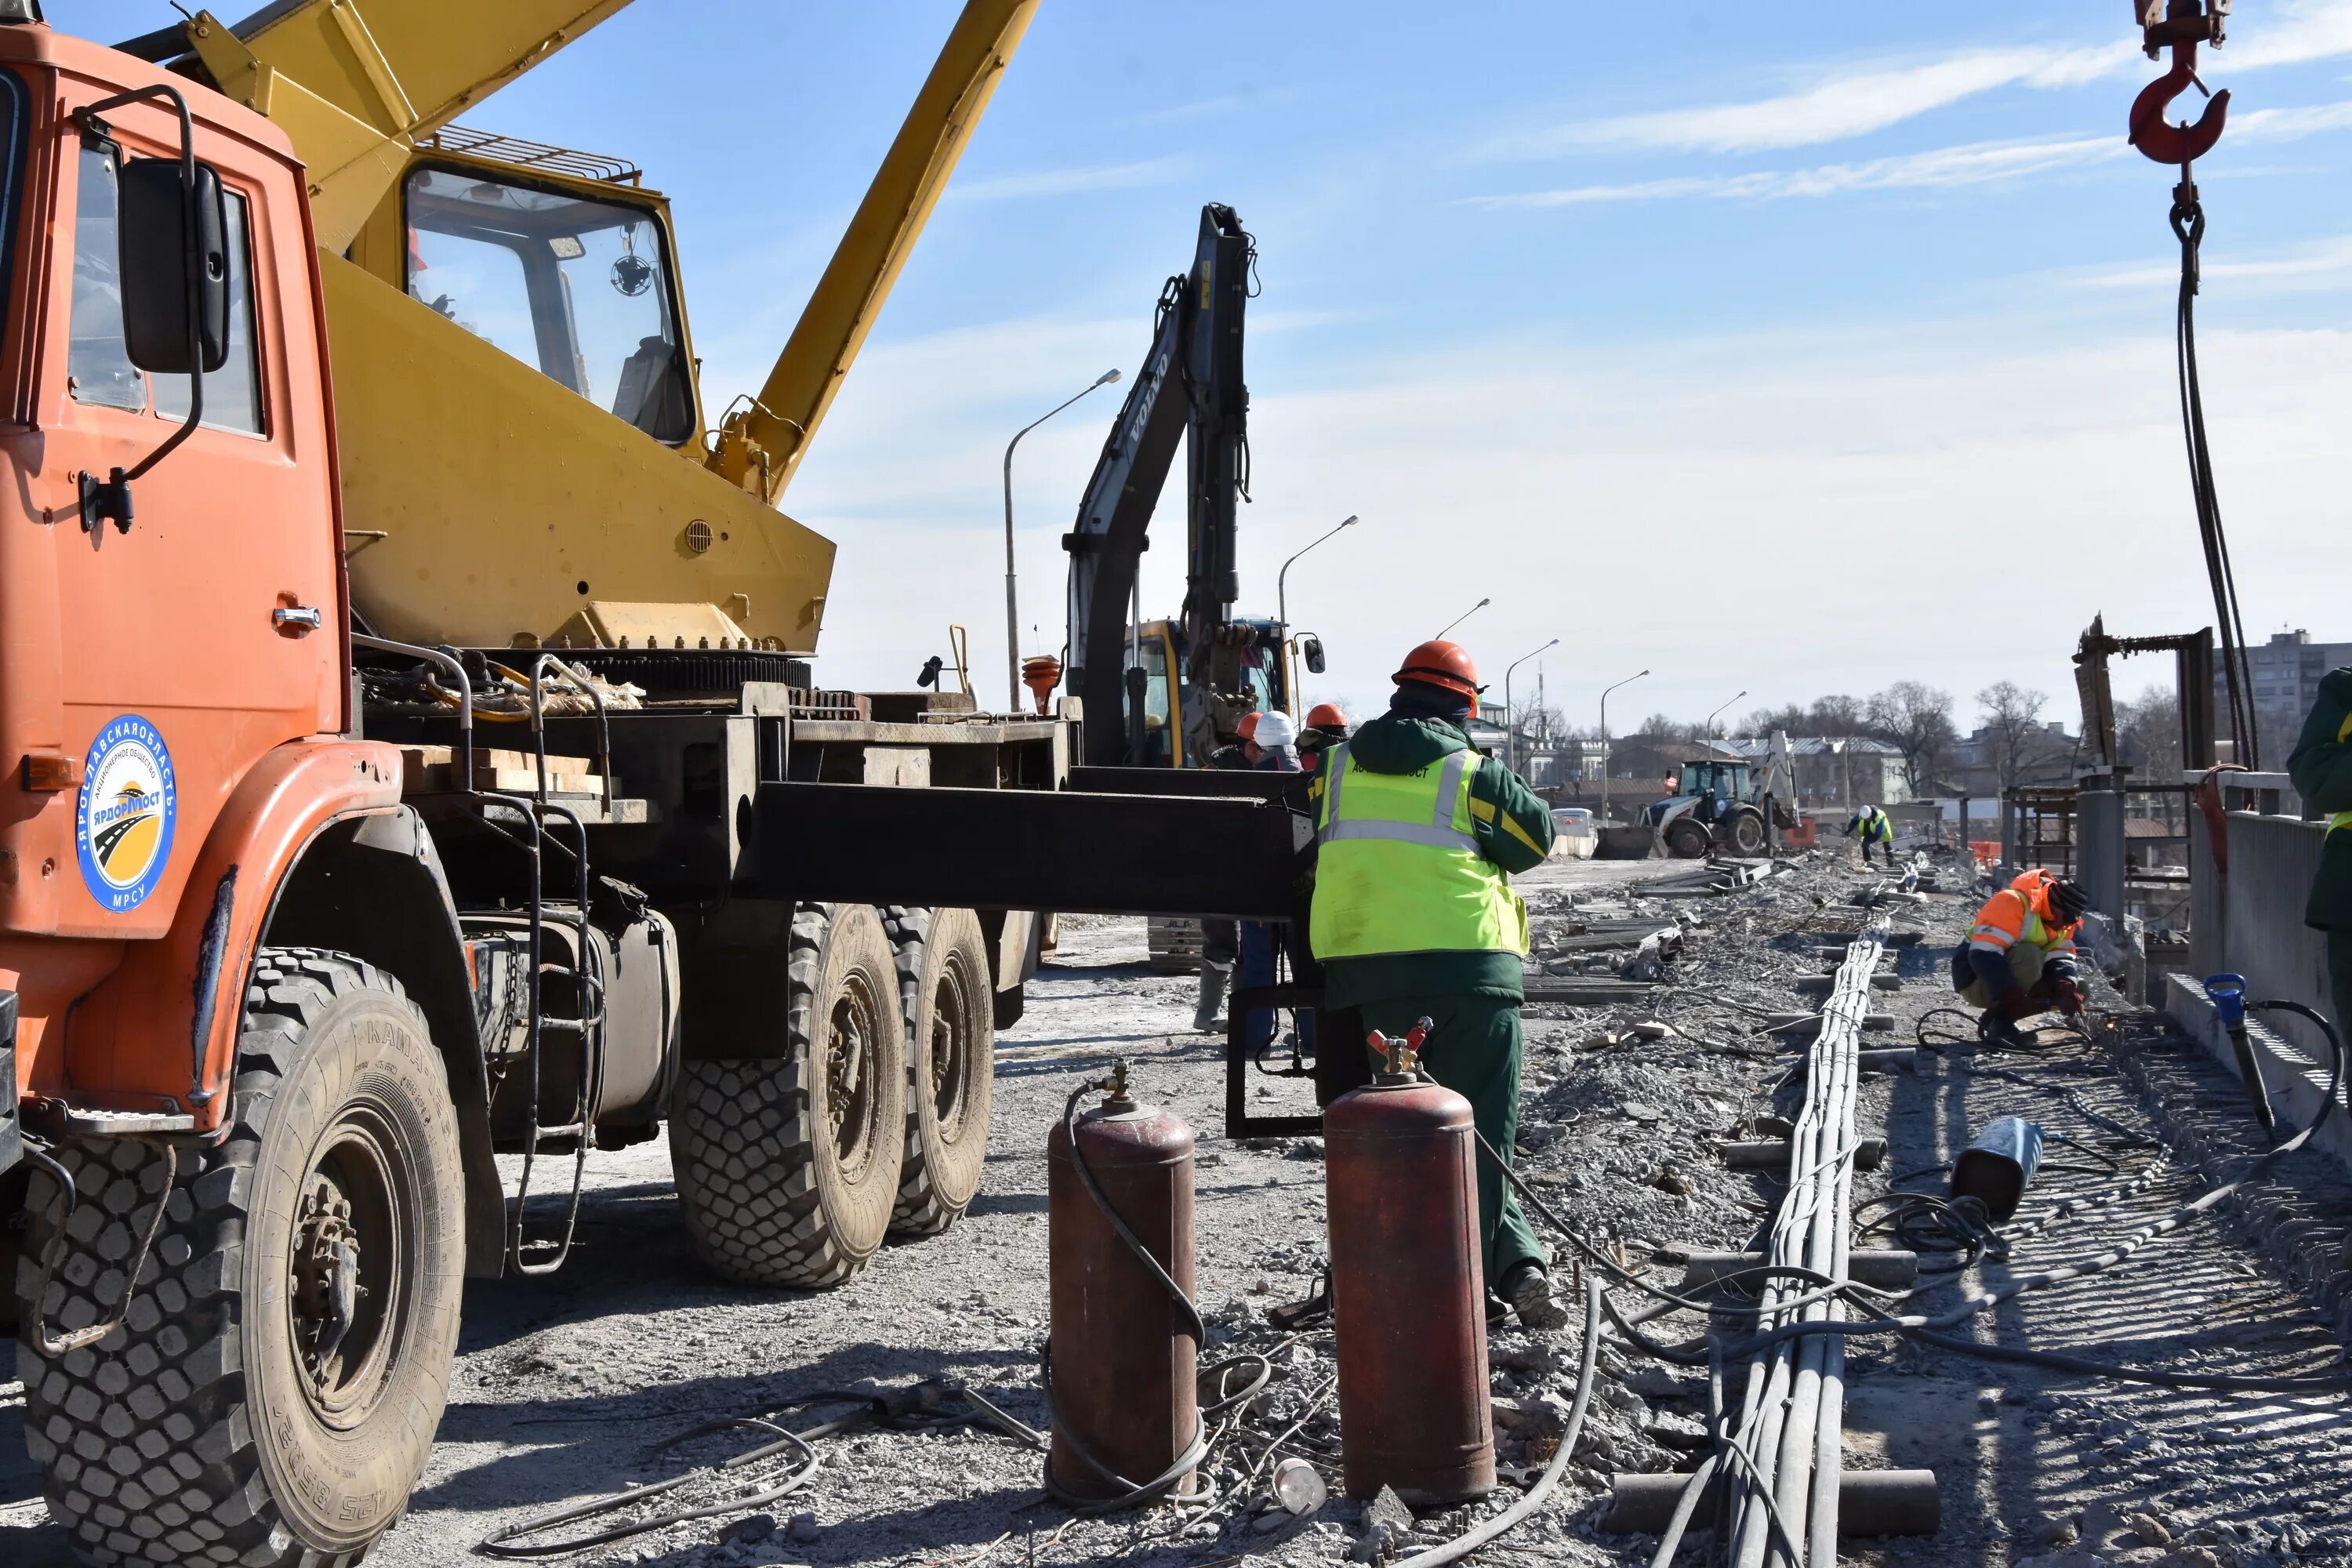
[704,0,1037,503]
[151,0,1040,653]
[181,1,634,250]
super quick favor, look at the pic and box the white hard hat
[1254,712,1297,749]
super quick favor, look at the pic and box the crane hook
[2129,37,2229,165]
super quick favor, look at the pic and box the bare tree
[1865,681,1958,795]
[1808,694,1868,736]
[1743,702,1808,737]
[1976,681,2053,789]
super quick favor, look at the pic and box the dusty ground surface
[5,848,2352,1566]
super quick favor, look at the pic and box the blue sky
[93,1,2352,732]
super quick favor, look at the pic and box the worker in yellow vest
[1311,640,1564,1328]
[1846,802,1896,868]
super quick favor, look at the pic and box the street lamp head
[1094,368,1123,387]
[1339,514,1359,528]
[1637,668,1651,678]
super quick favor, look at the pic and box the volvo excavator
[1058,203,1326,771]
[0,3,1308,1562]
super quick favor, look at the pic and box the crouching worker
[1951,869,2091,1045]
[1847,801,1896,868]
[1312,640,1566,1329]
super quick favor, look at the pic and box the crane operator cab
[375,135,700,447]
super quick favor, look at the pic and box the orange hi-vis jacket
[1969,873,2081,960]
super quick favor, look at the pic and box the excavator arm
[1061,205,1253,768]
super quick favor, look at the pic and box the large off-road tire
[1728,809,1768,856]
[880,907,994,1236]
[1664,818,1711,858]
[17,949,463,1568]
[670,902,906,1287]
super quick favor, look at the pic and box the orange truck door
[16,71,339,945]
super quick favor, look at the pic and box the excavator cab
[1127,616,1290,768]
[353,133,702,447]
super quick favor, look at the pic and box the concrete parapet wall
[2187,808,2333,1062]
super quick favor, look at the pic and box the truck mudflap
[756,777,1312,920]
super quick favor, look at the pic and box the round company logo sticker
[75,716,177,912]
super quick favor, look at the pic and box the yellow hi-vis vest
[1859,805,1892,842]
[1310,742,1527,960]
[2333,711,2352,835]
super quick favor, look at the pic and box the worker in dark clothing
[1239,713,1313,1056]
[1194,712,1265,1031]
[1312,641,1564,1329]
[2288,667,2352,1044]
[1846,802,1896,868]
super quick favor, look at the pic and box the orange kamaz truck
[0,4,1303,1563]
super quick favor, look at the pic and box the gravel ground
[5,848,2352,1566]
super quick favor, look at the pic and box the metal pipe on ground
[1606,1468,1940,1536]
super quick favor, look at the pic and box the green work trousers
[1358,993,1548,1289]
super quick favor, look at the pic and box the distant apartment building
[1725,737,1908,808]
[2213,630,2352,764]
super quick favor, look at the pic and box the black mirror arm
[73,84,203,534]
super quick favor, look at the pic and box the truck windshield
[405,166,692,444]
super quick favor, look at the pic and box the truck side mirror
[1301,635,1327,675]
[117,155,228,375]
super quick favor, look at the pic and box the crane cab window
[405,166,692,444]
[68,141,264,433]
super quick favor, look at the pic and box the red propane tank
[1325,1051,1495,1504]
[1046,1071,1198,1501]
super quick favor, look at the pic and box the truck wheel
[1729,811,1768,855]
[670,902,906,1287]
[1665,819,1711,858]
[17,949,463,1568]
[880,907,994,1236]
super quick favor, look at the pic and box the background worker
[1239,713,1313,1057]
[1951,868,2091,1045]
[1310,640,1566,1329]
[1846,800,1896,867]
[1193,712,1265,1030]
[1298,702,1350,771]
[2288,666,2352,1044]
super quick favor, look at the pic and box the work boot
[1500,1264,1570,1331]
[1193,960,1232,1033]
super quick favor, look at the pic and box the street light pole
[1277,514,1359,638]
[1598,668,1649,819]
[1435,597,1490,641]
[1004,368,1121,710]
[1704,689,1748,742]
[1504,637,1559,777]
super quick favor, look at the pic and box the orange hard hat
[1393,640,1481,699]
[1236,711,1263,741]
[1305,702,1347,730]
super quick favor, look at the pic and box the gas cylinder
[1325,1025,1494,1504]
[1046,1063,1198,1502]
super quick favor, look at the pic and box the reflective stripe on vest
[1311,742,1525,960]
[2332,713,2352,833]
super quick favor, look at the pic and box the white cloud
[2069,232,2352,291]
[946,157,1187,202]
[1490,2,2352,158]
[1470,134,2124,207]
[1470,96,2352,209]
[1492,45,2130,158]
[782,309,2352,719]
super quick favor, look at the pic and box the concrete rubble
[12,851,2351,1566]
